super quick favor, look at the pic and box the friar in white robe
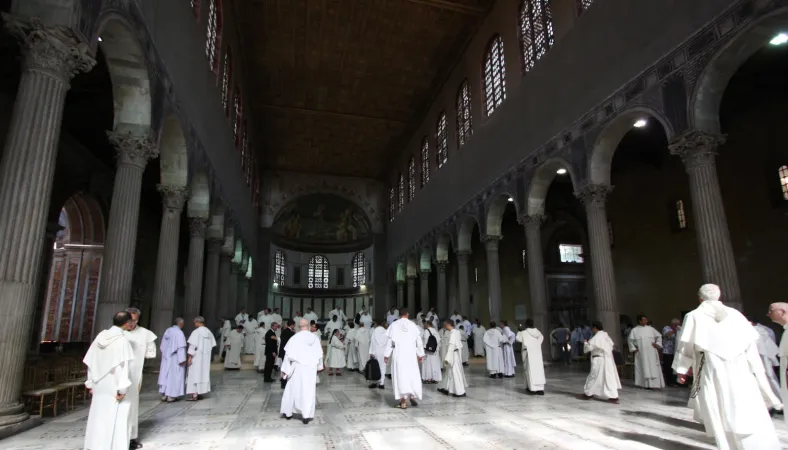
[355,323,371,372]
[83,312,134,450]
[473,323,486,357]
[243,318,258,354]
[501,322,517,377]
[421,322,442,383]
[369,322,389,388]
[628,315,665,389]
[325,329,346,375]
[328,307,347,324]
[385,310,425,408]
[345,322,359,370]
[220,319,232,348]
[281,319,324,424]
[359,311,373,329]
[310,323,323,385]
[253,322,267,371]
[675,286,782,450]
[449,312,462,325]
[158,319,187,402]
[582,321,621,403]
[303,308,319,324]
[483,323,506,377]
[124,308,157,449]
[516,320,546,394]
[258,308,274,329]
[753,315,782,406]
[438,326,450,364]
[235,309,250,324]
[438,320,468,397]
[459,326,469,364]
[271,308,284,327]
[768,302,788,425]
[186,317,216,400]
[223,325,245,369]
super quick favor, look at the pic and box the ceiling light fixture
[507,197,513,202]
[770,32,788,46]
[98,36,102,42]
[556,168,567,175]
[633,119,648,128]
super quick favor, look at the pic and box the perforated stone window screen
[436,112,448,168]
[779,165,788,200]
[676,200,687,229]
[559,244,584,264]
[456,81,473,148]
[484,35,506,116]
[576,0,595,16]
[275,250,286,285]
[398,174,405,213]
[421,137,430,187]
[206,0,222,73]
[352,253,367,287]
[221,49,231,116]
[408,157,416,202]
[309,255,330,289]
[519,0,554,74]
[389,187,396,222]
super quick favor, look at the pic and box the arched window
[205,0,223,74]
[274,249,286,285]
[519,0,553,74]
[780,165,788,200]
[483,35,506,117]
[398,173,405,212]
[352,253,367,287]
[436,112,448,168]
[220,48,231,116]
[233,87,242,148]
[676,200,687,229]
[308,255,329,289]
[420,137,430,187]
[575,0,594,16]
[241,122,250,184]
[456,80,472,148]
[408,156,416,202]
[389,187,396,222]
[190,0,200,19]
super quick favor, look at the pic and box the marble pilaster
[669,130,742,310]
[419,269,430,313]
[456,251,471,317]
[150,185,188,339]
[519,214,550,348]
[203,238,222,324]
[436,261,448,316]
[218,251,232,320]
[228,263,240,317]
[396,281,405,308]
[406,275,416,311]
[0,16,94,427]
[238,278,249,312]
[483,235,503,321]
[576,184,620,346]
[184,218,208,330]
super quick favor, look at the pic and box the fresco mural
[272,194,371,246]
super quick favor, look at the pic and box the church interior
[1,0,788,448]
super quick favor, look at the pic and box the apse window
[519,0,554,74]
[274,249,286,285]
[483,35,506,116]
[676,200,688,229]
[559,244,584,264]
[352,252,367,287]
[575,0,594,16]
[420,137,430,187]
[308,255,329,289]
[436,112,448,168]
[456,80,473,148]
[388,187,396,222]
[408,157,416,202]
[779,165,788,200]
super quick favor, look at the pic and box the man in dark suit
[279,320,296,360]
[263,322,281,382]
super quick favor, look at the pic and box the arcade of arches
[1,0,788,448]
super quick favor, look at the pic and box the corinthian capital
[189,217,208,238]
[455,250,471,263]
[668,130,726,170]
[157,184,188,213]
[3,15,95,82]
[575,184,613,208]
[517,214,546,229]
[483,235,502,251]
[108,131,159,169]
[436,260,449,272]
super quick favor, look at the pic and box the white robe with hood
[472,325,486,356]
[421,327,442,382]
[483,328,505,374]
[439,329,468,396]
[516,328,546,391]
[583,330,621,399]
[385,319,425,400]
[186,325,216,395]
[280,330,324,419]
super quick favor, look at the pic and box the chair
[57,358,87,410]
[21,363,59,417]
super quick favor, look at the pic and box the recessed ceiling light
[98,36,102,42]
[770,32,788,46]
[556,168,567,175]
[633,119,648,128]
[507,197,513,202]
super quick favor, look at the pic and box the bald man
[280,318,324,424]
[768,302,788,424]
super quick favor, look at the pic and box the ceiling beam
[401,0,486,15]
[255,104,410,124]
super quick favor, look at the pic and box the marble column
[184,218,208,329]
[456,251,471,317]
[436,261,448,317]
[0,17,94,427]
[218,251,233,320]
[519,214,550,350]
[419,269,430,312]
[576,184,620,346]
[483,236,503,321]
[203,238,222,323]
[150,185,187,339]
[669,130,742,310]
[228,263,240,318]
[396,281,405,307]
[406,276,416,310]
[238,278,249,311]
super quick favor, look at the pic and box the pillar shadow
[598,427,709,450]
[622,410,705,432]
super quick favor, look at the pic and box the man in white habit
[369,320,389,389]
[483,322,506,378]
[223,323,245,370]
[628,314,665,389]
[449,311,462,325]
[235,308,249,324]
[426,307,439,329]
[158,318,187,402]
[258,308,273,326]
[271,308,284,326]
[580,321,621,404]
[356,321,371,372]
[242,317,258,354]
[387,308,398,325]
[324,314,342,339]
[472,320,486,357]
[186,316,216,401]
[293,311,303,326]
[124,307,157,450]
[748,316,781,405]
[516,319,545,395]
[458,325,469,365]
[438,319,467,397]
[359,309,373,329]
[253,321,267,372]
[674,285,782,449]
[421,320,442,384]
[385,309,425,409]
[438,322,451,365]
[345,321,359,371]
[768,302,788,424]
[500,321,517,377]
[83,311,135,450]
[280,319,324,425]
[303,307,319,324]
[328,306,347,324]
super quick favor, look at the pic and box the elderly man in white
[768,302,788,424]
[280,319,324,424]
[124,307,157,450]
[385,309,425,409]
[675,284,782,450]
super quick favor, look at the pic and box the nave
[4,361,785,450]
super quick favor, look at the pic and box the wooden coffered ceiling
[233,0,495,178]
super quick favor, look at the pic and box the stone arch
[396,262,406,282]
[406,253,418,277]
[690,8,788,134]
[419,247,432,271]
[159,114,189,187]
[526,157,579,216]
[435,233,453,261]
[96,13,152,136]
[457,215,480,253]
[486,192,519,237]
[588,106,675,185]
[188,169,211,219]
[207,200,225,241]
[59,192,106,246]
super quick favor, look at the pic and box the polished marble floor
[3,358,788,450]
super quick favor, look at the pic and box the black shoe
[264,378,274,383]
[536,391,545,396]
[489,375,496,379]
[378,385,384,389]
[129,440,142,450]
[452,393,467,398]
[525,389,536,395]
[386,374,392,379]
[281,414,292,420]
[368,383,378,389]
[410,399,418,407]
[302,418,312,424]
[497,374,503,378]
[437,388,449,395]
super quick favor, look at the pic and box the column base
[0,413,39,439]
